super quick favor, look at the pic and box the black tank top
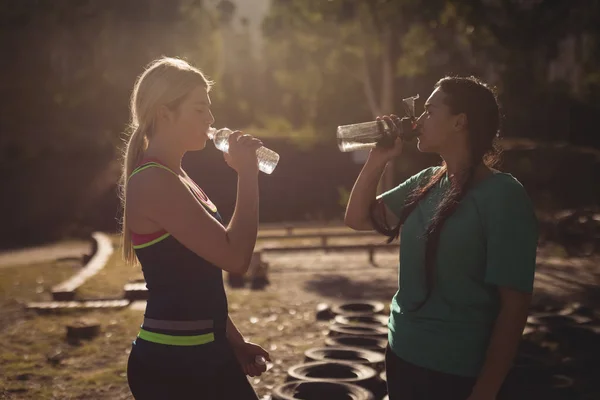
[129,160,228,340]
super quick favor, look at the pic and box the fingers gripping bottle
[208,127,280,174]
[336,95,421,152]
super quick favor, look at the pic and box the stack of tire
[508,302,600,398]
[271,301,390,400]
[273,300,600,399]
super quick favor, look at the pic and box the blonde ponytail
[120,126,149,265]
[119,56,212,265]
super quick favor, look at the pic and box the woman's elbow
[230,255,251,275]
[344,213,371,231]
[344,212,358,230]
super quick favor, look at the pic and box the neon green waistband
[137,328,215,346]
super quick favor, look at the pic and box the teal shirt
[379,167,538,377]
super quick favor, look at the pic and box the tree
[262,0,477,187]
[0,0,224,247]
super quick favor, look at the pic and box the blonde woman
[121,57,269,399]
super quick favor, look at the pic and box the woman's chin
[188,141,207,152]
[416,138,437,154]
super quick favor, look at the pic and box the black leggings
[385,346,477,400]
[384,346,516,400]
[127,344,258,400]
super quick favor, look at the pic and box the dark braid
[370,76,501,311]
[370,167,446,243]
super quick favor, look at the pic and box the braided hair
[370,76,501,310]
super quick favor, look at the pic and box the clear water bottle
[337,95,421,152]
[208,127,280,174]
[337,120,394,152]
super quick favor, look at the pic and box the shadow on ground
[303,274,398,300]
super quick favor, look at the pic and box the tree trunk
[380,26,395,192]
[362,50,381,117]
[380,27,394,115]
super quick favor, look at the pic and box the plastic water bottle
[208,127,280,174]
[336,94,421,152]
[336,118,419,152]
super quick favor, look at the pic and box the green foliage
[396,23,436,78]
[1,0,600,246]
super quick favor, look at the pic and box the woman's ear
[454,113,467,131]
[156,105,172,124]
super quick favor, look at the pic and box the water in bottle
[336,95,421,152]
[208,128,280,174]
[337,120,393,152]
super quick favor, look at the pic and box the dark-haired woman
[345,76,538,400]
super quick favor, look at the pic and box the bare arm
[225,169,259,273]
[345,118,404,231]
[344,154,390,230]
[469,287,531,398]
[128,132,262,274]
[226,315,245,345]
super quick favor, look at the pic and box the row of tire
[270,301,390,400]
[269,300,600,399]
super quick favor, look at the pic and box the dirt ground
[0,239,599,399]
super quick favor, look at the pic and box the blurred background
[1,0,599,250]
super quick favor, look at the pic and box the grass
[0,264,332,399]
[0,260,78,306]
[0,235,337,399]
[76,249,140,300]
[3,234,597,399]
[0,260,79,337]
[0,241,140,399]
[77,232,389,299]
[0,308,141,399]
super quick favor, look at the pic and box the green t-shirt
[378,166,538,377]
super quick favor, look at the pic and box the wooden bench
[51,232,114,301]
[27,299,130,311]
[260,243,399,264]
[258,231,383,248]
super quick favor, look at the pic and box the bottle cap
[401,94,419,118]
[207,127,216,140]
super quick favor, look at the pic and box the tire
[286,361,384,399]
[331,301,385,316]
[316,303,335,321]
[334,314,389,327]
[304,347,385,371]
[328,323,388,338]
[272,380,374,400]
[529,313,587,327]
[325,335,388,353]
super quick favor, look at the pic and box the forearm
[227,172,259,270]
[226,315,245,345]
[472,300,530,397]
[344,154,389,230]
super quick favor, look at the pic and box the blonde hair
[120,57,213,265]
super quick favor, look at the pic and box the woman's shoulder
[412,165,442,181]
[483,170,526,193]
[396,166,441,190]
[127,165,184,207]
[476,170,536,214]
